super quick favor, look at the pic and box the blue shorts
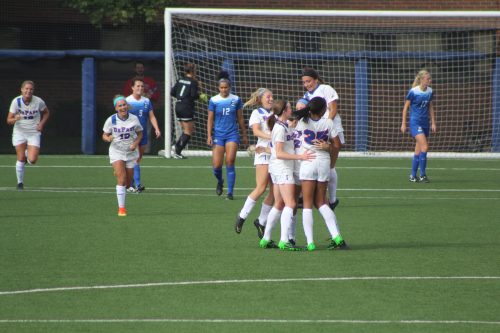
[213,133,240,146]
[410,123,429,138]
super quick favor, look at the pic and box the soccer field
[0,154,499,333]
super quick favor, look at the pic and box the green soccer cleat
[278,240,303,251]
[327,235,348,250]
[307,243,316,251]
[259,239,278,249]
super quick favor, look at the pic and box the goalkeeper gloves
[199,93,208,103]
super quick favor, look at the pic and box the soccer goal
[162,8,500,158]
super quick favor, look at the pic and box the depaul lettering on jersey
[113,126,136,134]
[292,130,302,149]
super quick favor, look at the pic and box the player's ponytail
[267,99,288,131]
[412,69,430,88]
[244,88,271,108]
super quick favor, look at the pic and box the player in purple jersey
[401,69,437,183]
[7,80,50,190]
[207,77,248,200]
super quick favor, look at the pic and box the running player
[401,69,437,183]
[7,80,50,190]
[126,78,161,192]
[207,76,248,200]
[235,88,274,237]
[102,95,143,217]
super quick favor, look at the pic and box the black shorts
[175,104,195,122]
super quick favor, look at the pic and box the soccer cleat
[118,207,127,217]
[172,152,186,159]
[234,215,245,233]
[327,235,348,250]
[16,182,24,190]
[307,243,316,251]
[278,240,303,251]
[329,199,340,211]
[126,186,137,193]
[259,239,278,249]
[419,175,430,183]
[253,219,265,239]
[409,175,418,182]
[297,196,303,209]
[288,239,296,246]
[216,180,224,196]
[226,193,234,200]
[136,184,145,193]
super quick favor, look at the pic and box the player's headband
[113,96,126,107]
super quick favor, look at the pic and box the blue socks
[133,164,141,187]
[411,155,419,178]
[226,165,235,195]
[419,152,427,177]
[213,167,223,184]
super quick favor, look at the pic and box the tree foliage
[61,0,176,27]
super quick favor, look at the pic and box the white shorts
[254,152,270,165]
[300,158,330,182]
[337,131,345,145]
[12,131,41,147]
[109,148,139,169]
[270,169,295,185]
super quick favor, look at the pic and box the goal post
[162,8,500,158]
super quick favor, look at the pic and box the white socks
[318,204,340,238]
[239,196,256,220]
[328,167,337,203]
[257,203,273,226]
[16,161,25,184]
[302,208,314,245]
[262,207,281,241]
[116,185,126,208]
[288,214,297,241]
[280,206,294,243]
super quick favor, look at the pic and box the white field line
[0,318,498,325]
[0,164,499,171]
[0,276,498,296]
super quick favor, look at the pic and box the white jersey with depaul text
[269,120,296,175]
[295,117,337,160]
[103,113,143,154]
[9,95,46,133]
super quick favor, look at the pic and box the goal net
[163,9,500,158]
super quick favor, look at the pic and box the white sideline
[0,276,498,296]
[0,318,499,325]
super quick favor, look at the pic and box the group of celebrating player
[7,65,435,246]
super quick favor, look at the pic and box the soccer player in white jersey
[7,80,50,190]
[401,69,437,183]
[302,67,343,211]
[295,97,348,251]
[259,100,315,251]
[126,78,161,192]
[235,88,274,237]
[103,95,143,217]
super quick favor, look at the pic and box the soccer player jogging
[170,62,208,159]
[259,100,315,251]
[126,78,161,192]
[103,95,143,217]
[401,69,437,183]
[301,67,343,211]
[207,76,248,200]
[235,88,274,237]
[7,80,50,190]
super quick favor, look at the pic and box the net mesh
[168,12,500,154]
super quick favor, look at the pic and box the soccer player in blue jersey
[207,77,248,200]
[401,69,437,183]
[126,78,161,192]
